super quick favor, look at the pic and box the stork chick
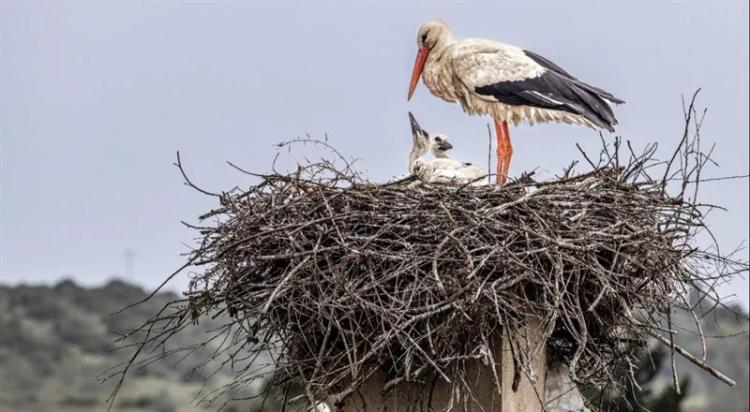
[407,113,454,174]
[408,112,486,185]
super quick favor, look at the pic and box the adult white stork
[407,19,624,184]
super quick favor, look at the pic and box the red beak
[407,46,429,101]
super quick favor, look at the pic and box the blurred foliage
[594,347,690,411]
[670,300,750,412]
[0,279,281,412]
[0,280,746,412]
[588,299,748,412]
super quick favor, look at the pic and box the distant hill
[0,279,274,412]
[0,280,747,411]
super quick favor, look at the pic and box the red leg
[494,119,507,185]
[502,120,513,183]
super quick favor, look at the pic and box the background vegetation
[0,280,746,411]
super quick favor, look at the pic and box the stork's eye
[421,34,428,45]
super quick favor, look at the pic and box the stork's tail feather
[578,82,625,105]
[568,80,622,132]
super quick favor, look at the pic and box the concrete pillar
[341,315,547,412]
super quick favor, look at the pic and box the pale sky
[1,1,748,308]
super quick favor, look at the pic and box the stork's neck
[433,150,450,159]
[408,145,427,173]
[423,39,459,103]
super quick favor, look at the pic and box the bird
[407,112,454,174]
[408,112,486,185]
[408,112,454,171]
[407,19,624,185]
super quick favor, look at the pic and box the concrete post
[341,315,547,412]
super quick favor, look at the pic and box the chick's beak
[408,112,426,138]
[437,141,453,151]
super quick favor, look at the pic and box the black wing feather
[523,49,578,80]
[525,49,625,105]
[474,50,624,131]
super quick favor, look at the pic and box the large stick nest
[110,94,747,410]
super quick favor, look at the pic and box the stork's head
[409,112,452,156]
[408,19,452,101]
[430,133,453,157]
[416,19,451,50]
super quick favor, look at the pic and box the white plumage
[408,113,487,185]
[410,20,622,129]
[424,39,597,128]
[407,19,623,184]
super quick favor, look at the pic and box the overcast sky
[1,1,748,308]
